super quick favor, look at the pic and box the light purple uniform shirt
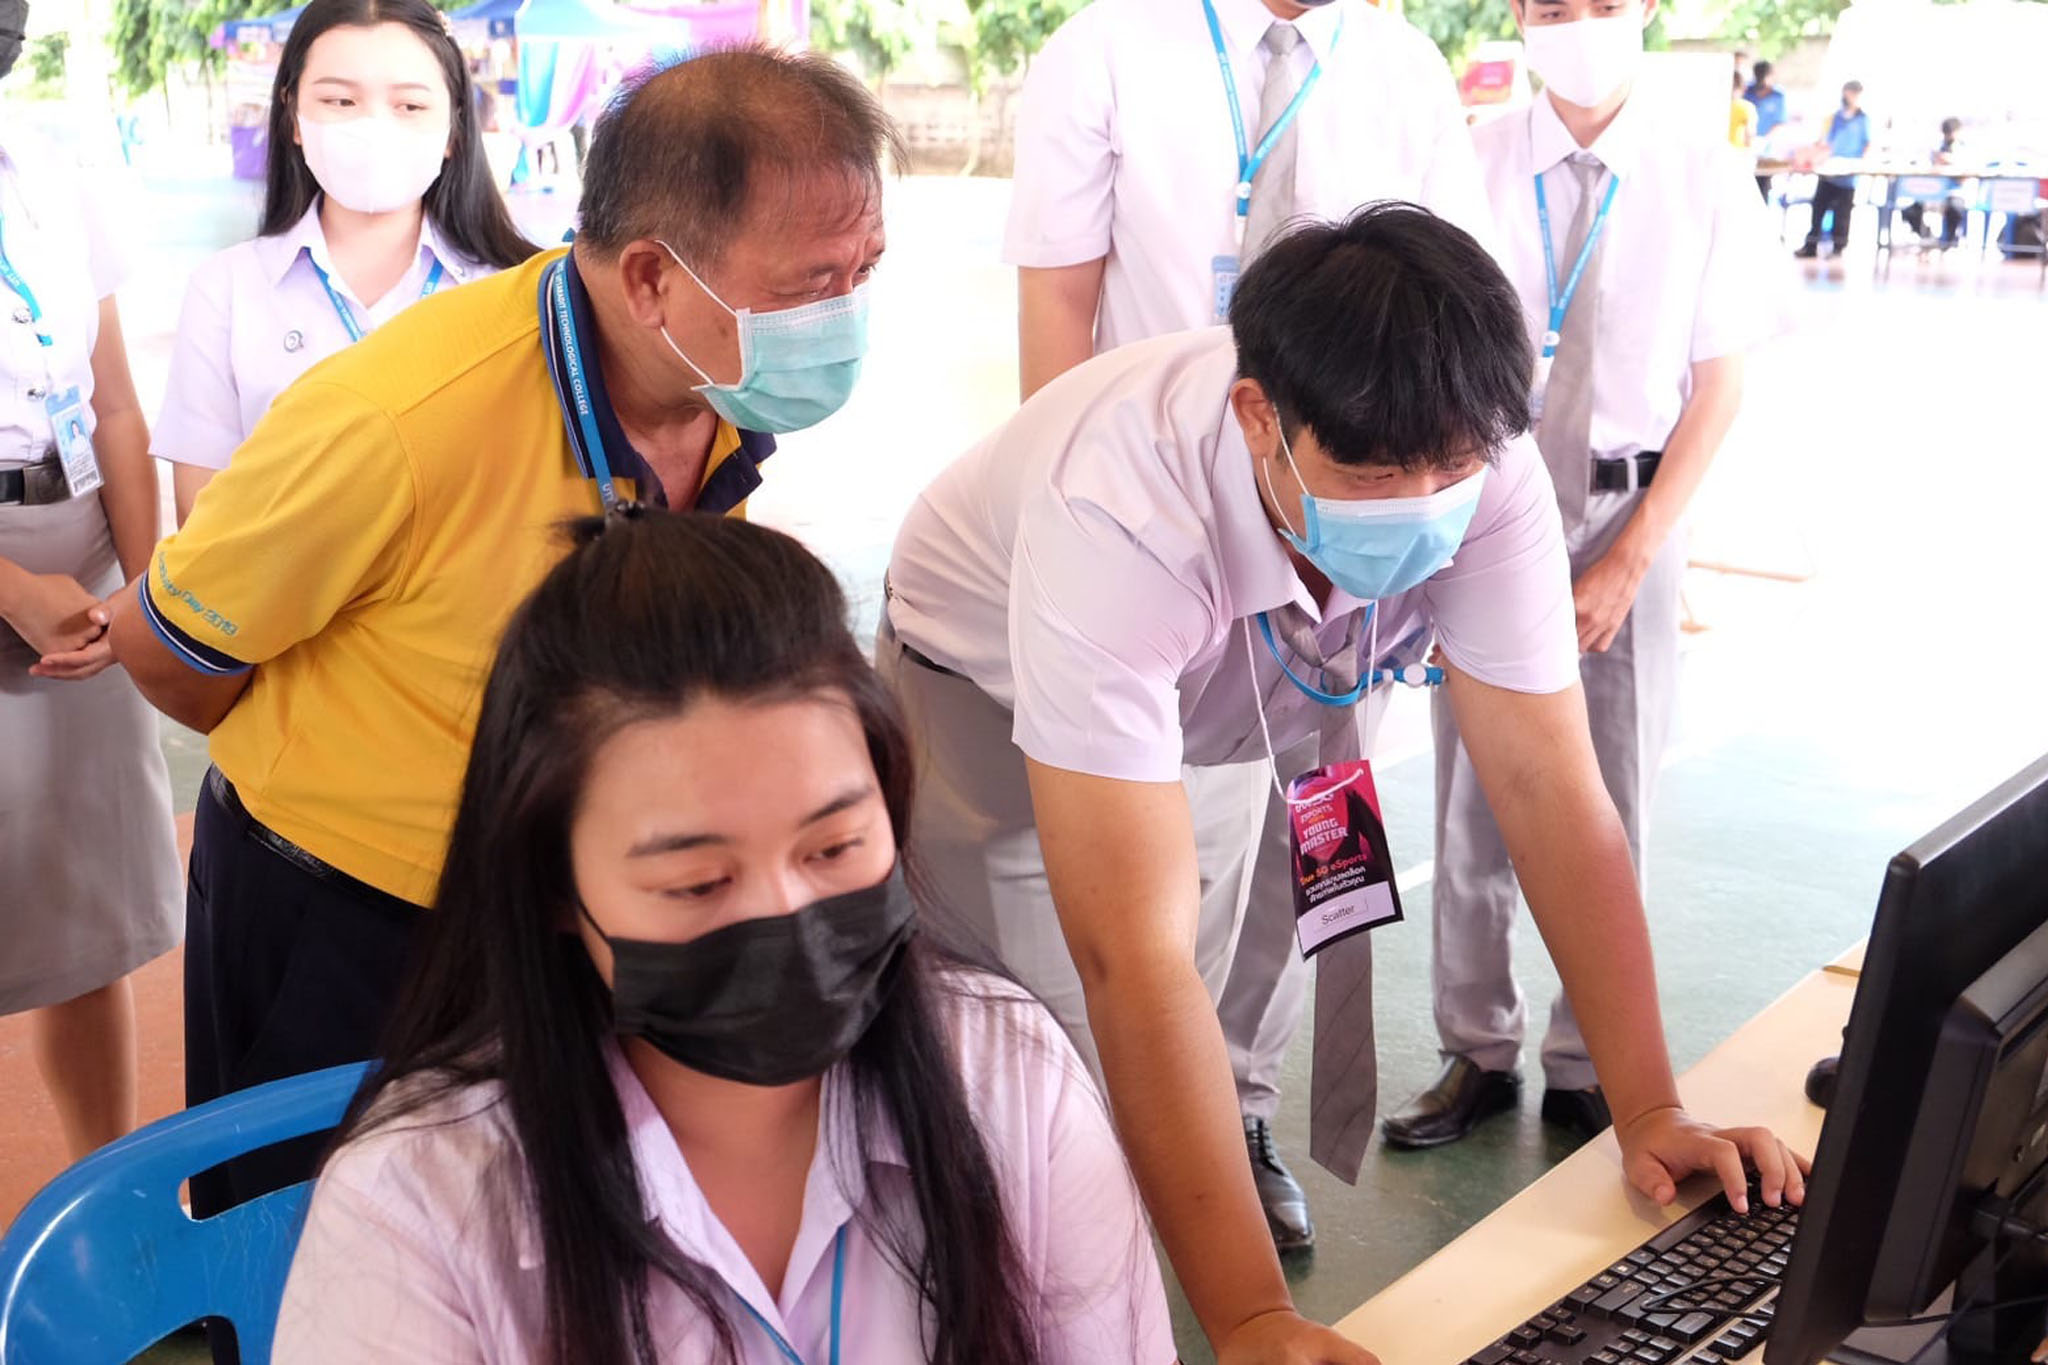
[886,327,1582,784]
[275,976,1176,1364]
[151,203,488,471]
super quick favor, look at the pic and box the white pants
[1429,492,1688,1091]
[877,626,1268,1076]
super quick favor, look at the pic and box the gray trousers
[1219,739,1318,1121]
[877,626,1269,1075]
[1429,492,1688,1090]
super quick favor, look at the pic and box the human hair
[1844,79,1864,94]
[259,0,538,271]
[329,510,1038,1365]
[1752,59,1774,82]
[576,45,907,267]
[1229,202,1534,471]
[1941,116,1962,139]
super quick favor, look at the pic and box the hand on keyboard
[1615,1107,1810,1213]
[1216,1308,1380,1365]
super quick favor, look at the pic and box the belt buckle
[23,457,70,506]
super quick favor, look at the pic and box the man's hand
[1618,1106,1810,1213]
[2,571,109,659]
[1217,1309,1380,1365]
[1571,548,1647,653]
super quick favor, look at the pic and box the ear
[614,240,674,329]
[1230,378,1280,461]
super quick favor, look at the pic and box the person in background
[1901,116,1967,249]
[0,0,182,1163]
[1742,60,1785,201]
[1386,0,1787,1152]
[1001,0,1498,1252]
[1798,80,1872,259]
[155,0,537,527]
[1729,70,1758,152]
[275,511,1174,1364]
[106,48,897,1233]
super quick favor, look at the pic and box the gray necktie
[1240,22,1303,261]
[1536,152,1608,530]
[1266,604,1380,1183]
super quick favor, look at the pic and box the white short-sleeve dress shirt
[1003,0,1499,353]
[0,142,127,466]
[151,203,487,470]
[1472,91,1789,460]
[886,329,1580,784]
[275,976,1175,1364]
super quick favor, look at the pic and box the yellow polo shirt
[144,248,768,905]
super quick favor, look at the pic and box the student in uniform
[1798,80,1872,259]
[881,204,1805,1365]
[275,512,1174,1364]
[156,0,537,526]
[1001,0,1497,1248]
[0,7,183,1163]
[1742,60,1784,201]
[1383,0,1786,1152]
[107,48,897,1221]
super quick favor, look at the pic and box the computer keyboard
[1464,1184,1799,1365]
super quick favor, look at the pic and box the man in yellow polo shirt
[107,48,899,1213]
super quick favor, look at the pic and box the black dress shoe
[1540,1085,1613,1144]
[1244,1117,1314,1251]
[1381,1057,1522,1149]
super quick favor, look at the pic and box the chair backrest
[0,1062,372,1365]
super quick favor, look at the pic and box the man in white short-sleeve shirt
[1383,0,1791,1155]
[1003,0,1500,1245]
[882,206,1803,1365]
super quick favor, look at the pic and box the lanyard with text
[539,256,620,511]
[0,213,101,497]
[0,214,53,348]
[1531,168,1619,416]
[738,1225,847,1365]
[1199,0,1341,250]
[310,258,446,345]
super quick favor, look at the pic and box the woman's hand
[1618,1106,1810,1212]
[1,570,110,660]
[1217,1309,1381,1365]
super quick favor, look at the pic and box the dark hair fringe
[1229,201,1535,472]
[327,513,1040,1365]
[259,0,539,271]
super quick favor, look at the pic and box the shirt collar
[1210,0,1344,69]
[1529,88,1645,182]
[257,198,477,292]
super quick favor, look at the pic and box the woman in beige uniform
[0,11,181,1161]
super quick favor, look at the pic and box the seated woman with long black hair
[273,511,1175,1364]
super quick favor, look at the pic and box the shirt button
[25,384,45,400]
[10,307,30,325]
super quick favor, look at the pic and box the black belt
[1590,451,1662,494]
[203,766,422,911]
[900,641,969,681]
[0,454,70,507]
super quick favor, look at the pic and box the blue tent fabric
[512,0,664,40]
[449,0,522,37]
[221,3,308,47]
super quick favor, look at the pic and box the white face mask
[297,113,450,215]
[1522,12,1645,109]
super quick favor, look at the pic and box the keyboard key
[1513,1352,1544,1365]
[1594,1273,1623,1290]
[1628,1250,1658,1266]
[1467,1348,1513,1365]
[1632,1348,1671,1365]
[1547,1326,1587,1346]
[1508,1327,1543,1348]
[1669,1314,1719,1344]
[1569,1286,1606,1310]
[1621,1330,1652,1345]
[1590,1282,1648,1319]
[1650,1337,1682,1353]
[1591,1352,1624,1365]
[1530,1317,1558,1333]
[1709,1335,1749,1359]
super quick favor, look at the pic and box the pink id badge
[1288,759,1404,957]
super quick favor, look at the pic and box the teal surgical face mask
[1261,425,1488,601]
[657,243,870,434]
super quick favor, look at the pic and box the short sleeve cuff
[1002,228,1116,271]
[142,557,252,676]
[150,409,242,472]
[1013,717,1183,785]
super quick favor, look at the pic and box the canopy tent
[448,0,523,42]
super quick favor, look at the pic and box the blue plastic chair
[0,1062,372,1365]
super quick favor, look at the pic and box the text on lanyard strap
[540,257,620,511]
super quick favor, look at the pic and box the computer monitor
[1770,753,2048,1365]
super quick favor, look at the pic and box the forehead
[301,22,445,87]
[583,694,876,820]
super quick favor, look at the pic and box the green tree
[1401,0,1516,70]
[1715,0,1847,58]
[960,0,1080,95]
[108,0,266,99]
[810,0,925,83]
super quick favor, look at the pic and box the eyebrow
[307,76,438,94]
[625,784,878,858]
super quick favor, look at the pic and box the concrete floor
[5,162,2045,1362]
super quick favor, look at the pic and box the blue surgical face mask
[1261,426,1488,601]
[657,243,870,434]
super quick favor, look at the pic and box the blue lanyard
[0,215,53,348]
[1257,606,1445,705]
[1534,169,1619,359]
[539,257,619,511]
[737,1225,847,1365]
[1198,0,1341,234]
[310,258,446,344]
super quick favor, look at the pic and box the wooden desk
[1337,961,1857,1364]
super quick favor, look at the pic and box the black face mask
[0,0,26,83]
[588,866,916,1087]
